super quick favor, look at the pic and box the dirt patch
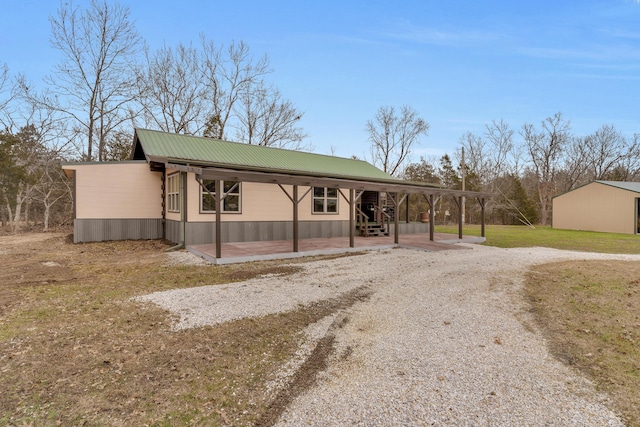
[0,233,167,315]
[525,260,640,427]
[0,233,366,426]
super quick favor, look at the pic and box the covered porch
[188,232,485,264]
[160,160,493,260]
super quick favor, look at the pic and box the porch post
[479,197,486,238]
[293,185,299,252]
[429,194,435,241]
[390,192,401,244]
[405,193,410,223]
[457,196,463,239]
[180,171,187,248]
[458,196,464,240]
[349,188,355,248]
[215,179,222,259]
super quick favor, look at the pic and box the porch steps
[358,222,389,237]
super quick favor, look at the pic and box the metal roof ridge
[133,127,373,164]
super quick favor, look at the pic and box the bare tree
[366,105,429,176]
[0,63,17,130]
[458,132,489,183]
[235,86,308,149]
[31,153,71,231]
[21,0,141,161]
[583,124,640,180]
[485,119,515,177]
[612,133,640,181]
[200,39,271,140]
[134,37,308,147]
[135,43,204,134]
[521,112,571,225]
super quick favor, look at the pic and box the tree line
[399,113,640,226]
[0,0,308,231]
[2,1,638,232]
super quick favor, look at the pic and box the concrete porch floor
[187,233,486,265]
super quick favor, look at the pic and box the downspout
[165,171,187,252]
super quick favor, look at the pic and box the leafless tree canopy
[366,105,429,177]
[135,43,204,135]
[134,37,307,149]
[448,112,640,226]
[20,0,143,161]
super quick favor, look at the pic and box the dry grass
[5,231,640,425]
[525,260,640,427]
[0,234,362,426]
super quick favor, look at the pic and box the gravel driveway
[138,244,640,426]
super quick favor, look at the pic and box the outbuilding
[552,180,640,235]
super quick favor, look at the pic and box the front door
[360,191,379,222]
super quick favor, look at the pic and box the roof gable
[554,180,640,199]
[133,128,396,183]
[595,180,640,194]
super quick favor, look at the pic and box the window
[201,180,241,213]
[313,187,338,213]
[167,173,180,212]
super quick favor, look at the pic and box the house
[62,129,492,259]
[552,180,640,235]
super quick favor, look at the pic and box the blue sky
[2,0,640,161]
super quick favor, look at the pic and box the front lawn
[435,224,640,254]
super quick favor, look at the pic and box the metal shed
[552,181,640,235]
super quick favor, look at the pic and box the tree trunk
[43,203,50,232]
[4,195,15,233]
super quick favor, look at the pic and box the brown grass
[0,234,362,426]
[525,260,640,427]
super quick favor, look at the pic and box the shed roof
[132,128,406,185]
[596,180,640,194]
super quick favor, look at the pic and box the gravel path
[136,244,640,425]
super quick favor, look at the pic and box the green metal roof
[133,128,401,183]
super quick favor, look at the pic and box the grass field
[436,224,640,254]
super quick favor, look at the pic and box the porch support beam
[277,184,312,253]
[215,179,222,258]
[452,196,463,239]
[388,192,406,245]
[339,188,355,248]
[423,194,435,241]
[405,193,410,223]
[293,185,299,252]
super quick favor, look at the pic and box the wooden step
[357,223,389,237]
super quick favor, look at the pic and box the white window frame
[201,180,241,213]
[167,173,180,213]
[312,187,339,214]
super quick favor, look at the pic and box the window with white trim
[201,180,241,213]
[312,187,338,213]
[167,173,180,212]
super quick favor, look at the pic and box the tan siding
[552,182,637,234]
[185,175,350,222]
[68,163,162,219]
